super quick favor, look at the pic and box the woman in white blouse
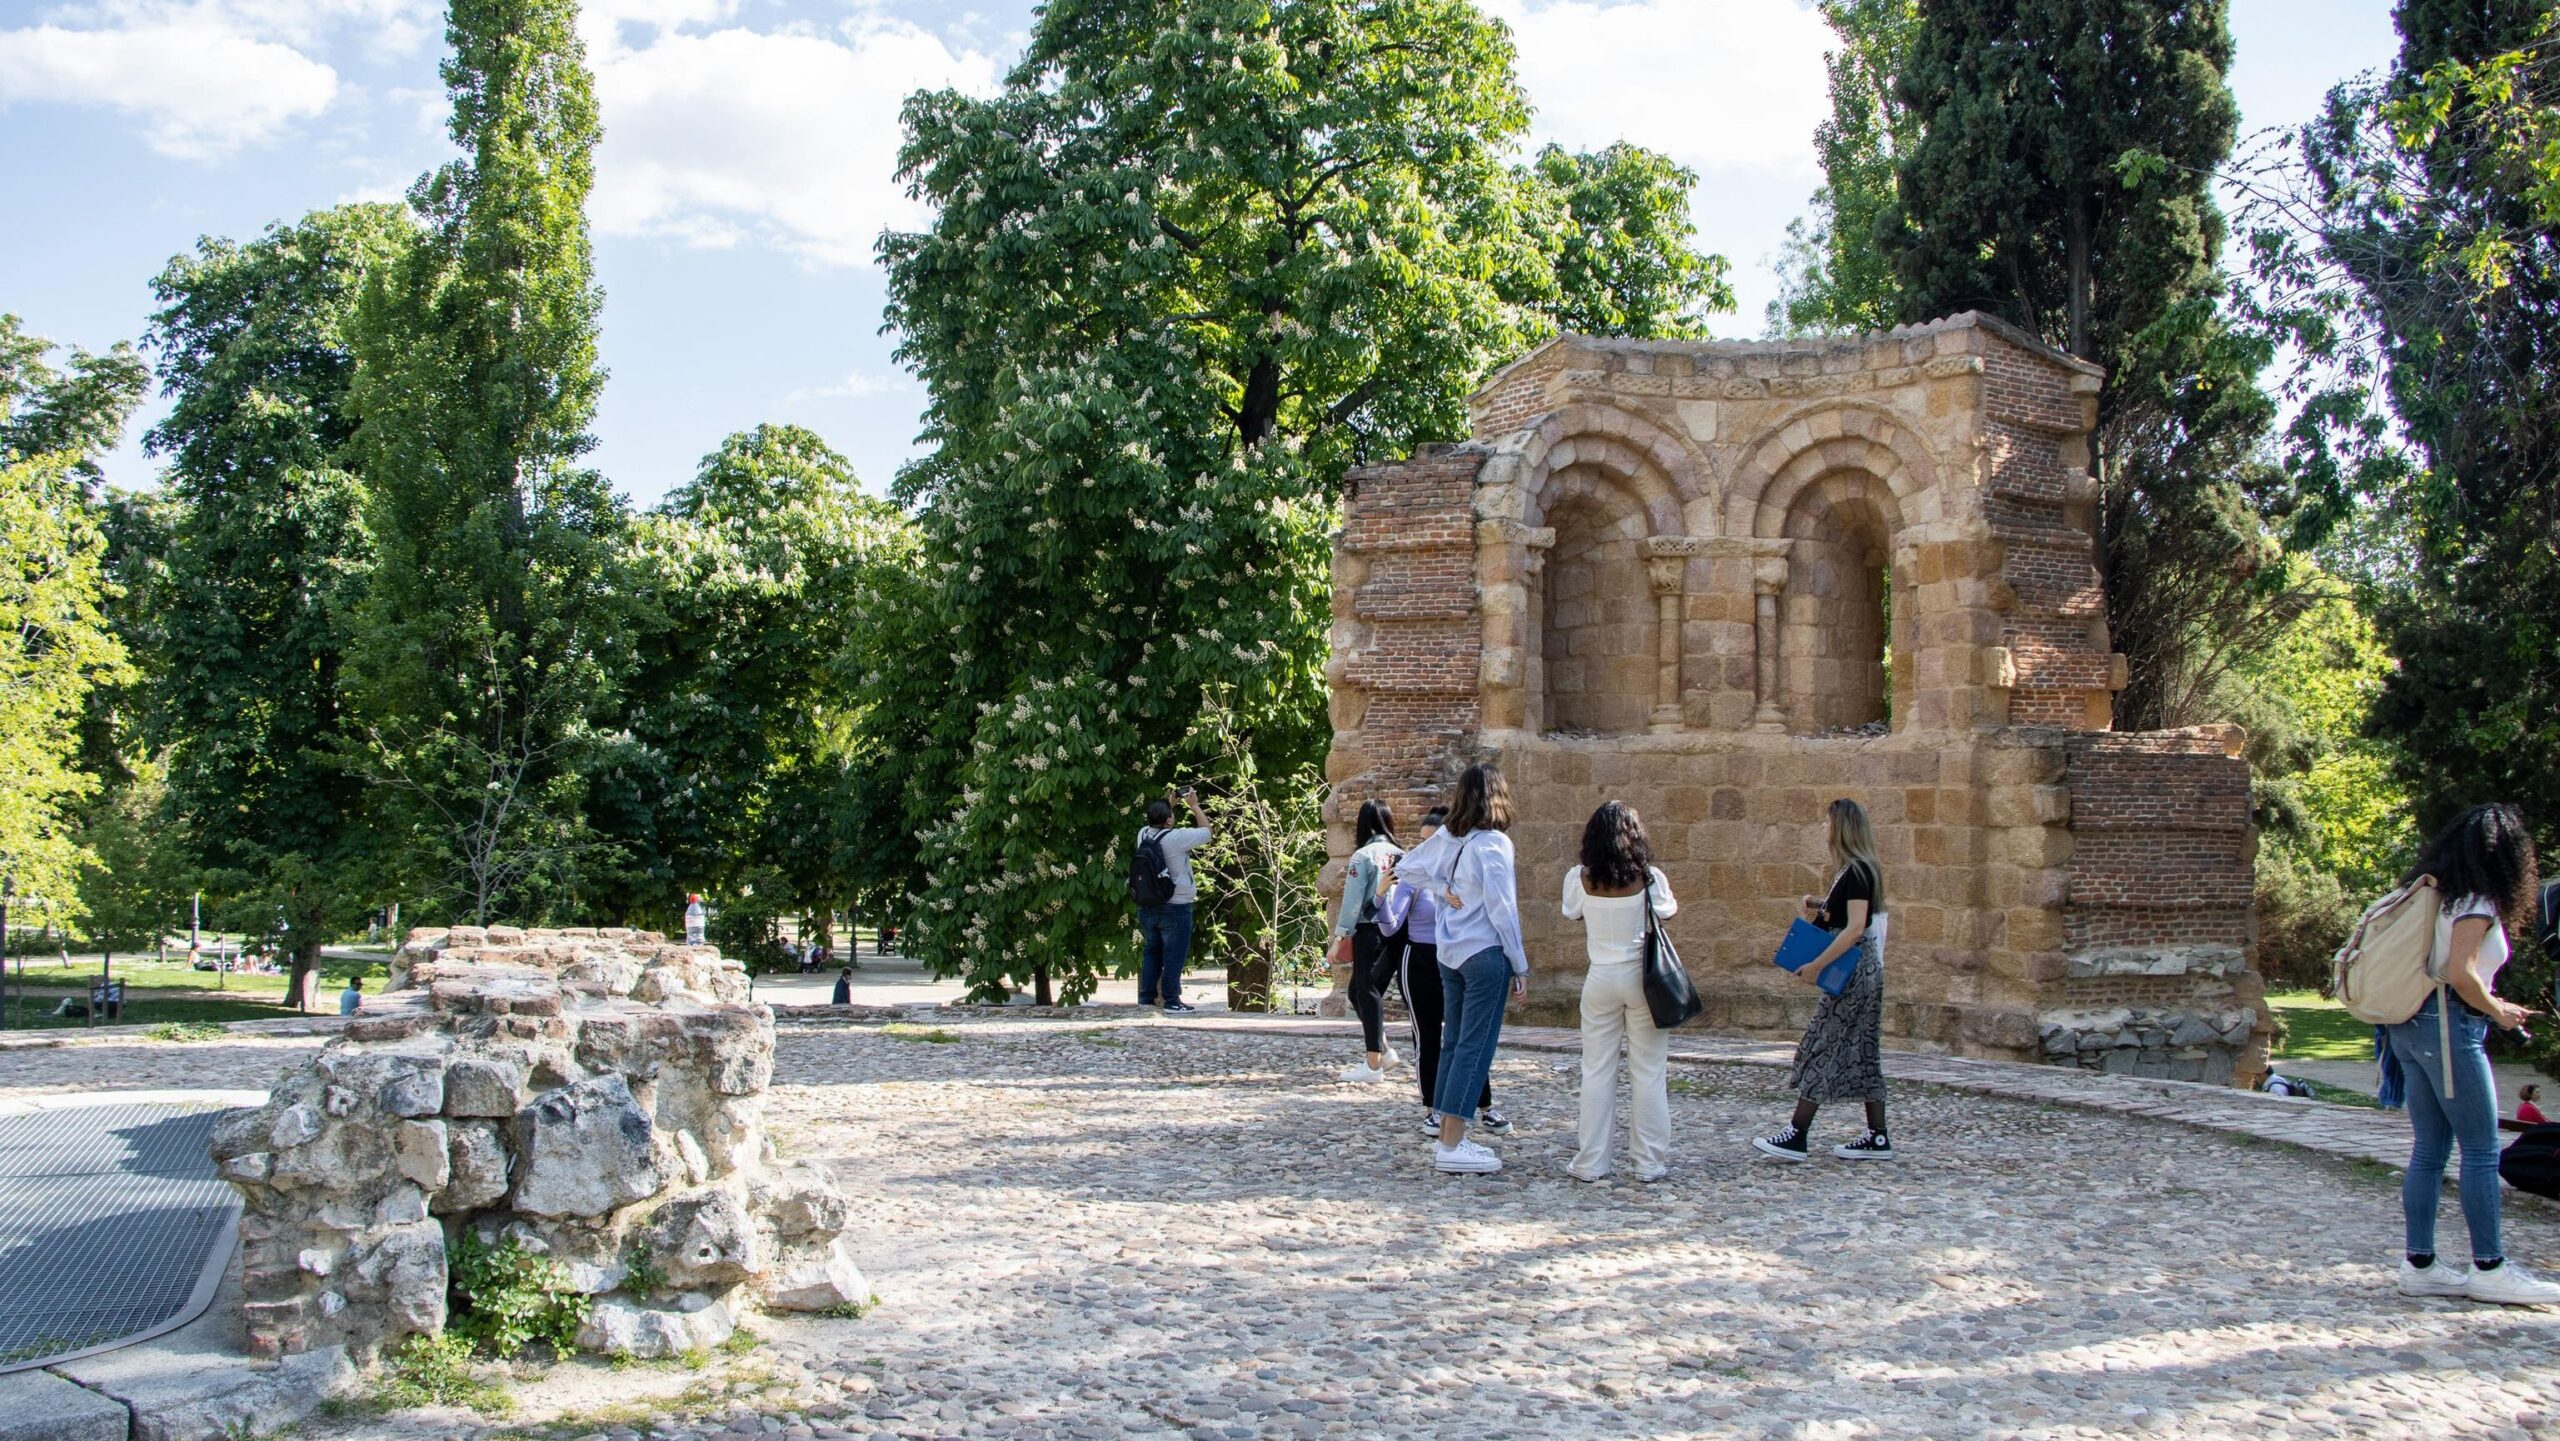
[1562,801,1678,1183]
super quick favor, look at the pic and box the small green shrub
[620,1244,666,1301]
[448,1230,591,1358]
[376,1333,514,1414]
[811,1294,880,1320]
[881,1024,958,1044]
[144,1021,228,1043]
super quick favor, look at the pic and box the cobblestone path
[762,1020,2560,1441]
[8,1018,2560,1440]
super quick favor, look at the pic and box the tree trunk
[1034,965,1053,1007]
[286,935,325,1013]
[1226,937,1274,1013]
[2066,196,2091,360]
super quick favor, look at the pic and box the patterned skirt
[1787,942,1886,1104]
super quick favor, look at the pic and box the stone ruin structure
[1324,314,2269,1083]
[210,927,863,1361]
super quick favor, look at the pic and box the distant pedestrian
[832,966,852,1007]
[2520,1084,2547,1127]
[1379,808,1502,1136]
[1564,801,1678,1184]
[1330,800,1403,1084]
[1755,797,1895,1163]
[339,975,363,1016]
[1129,787,1212,1013]
[1395,764,1527,1175]
[2383,803,2560,1306]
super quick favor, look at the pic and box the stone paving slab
[0,1369,129,1441]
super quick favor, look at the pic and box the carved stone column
[1751,555,1790,734]
[1639,536,1702,734]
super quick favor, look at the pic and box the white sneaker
[2396,1257,2471,1297]
[2465,1261,2560,1306]
[1337,1061,1387,1084]
[1434,1141,1501,1174]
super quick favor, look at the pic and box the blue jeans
[1433,946,1512,1124]
[1137,903,1193,1006]
[2386,994,2504,1262]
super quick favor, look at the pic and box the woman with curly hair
[2385,803,2560,1306]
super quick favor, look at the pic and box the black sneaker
[1833,1131,1895,1160]
[1161,1001,1198,1014]
[1478,1107,1512,1134]
[1752,1125,1809,1163]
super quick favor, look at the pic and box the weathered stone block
[514,1075,661,1219]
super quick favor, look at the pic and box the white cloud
[790,368,915,402]
[0,19,339,158]
[589,16,1000,267]
[1483,0,1833,180]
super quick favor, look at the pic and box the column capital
[1645,555,1686,596]
[1752,558,1790,595]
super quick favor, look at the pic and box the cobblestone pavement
[760,1019,2559,1441]
[10,1019,2560,1440]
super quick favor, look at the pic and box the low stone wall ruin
[211,927,863,1360]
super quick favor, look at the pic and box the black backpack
[2503,1123,2560,1200]
[2539,878,2559,964]
[1129,828,1176,907]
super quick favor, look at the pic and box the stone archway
[1777,470,1905,733]
[1538,471,1654,735]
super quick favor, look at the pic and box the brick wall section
[1979,357,2109,727]
[1468,350,1567,439]
[1332,446,1490,828]
[2063,730,2254,952]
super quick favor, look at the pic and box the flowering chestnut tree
[870,0,1721,999]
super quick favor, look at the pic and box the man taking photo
[1130,786,1212,1012]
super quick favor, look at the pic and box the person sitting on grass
[340,975,363,1016]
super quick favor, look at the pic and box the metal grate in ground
[0,1102,239,1372]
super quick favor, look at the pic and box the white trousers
[1573,963,1671,1178]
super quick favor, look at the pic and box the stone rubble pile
[210,926,865,1360]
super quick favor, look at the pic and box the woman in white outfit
[1562,801,1678,1183]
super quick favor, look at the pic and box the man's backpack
[1129,828,1177,907]
[2334,876,2456,1094]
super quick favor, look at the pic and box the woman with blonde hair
[1755,797,1894,1162]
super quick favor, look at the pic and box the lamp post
[2,878,13,1029]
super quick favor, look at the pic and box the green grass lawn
[2266,988,2374,1062]
[0,953,385,1030]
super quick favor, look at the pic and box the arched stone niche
[1537,470,1654,735]
[1777,470,1908,734]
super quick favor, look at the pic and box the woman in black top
[1754,797,1893,1162]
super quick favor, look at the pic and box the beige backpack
[2332,877,2454,1094]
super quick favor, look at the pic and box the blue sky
[1,0,2403,507]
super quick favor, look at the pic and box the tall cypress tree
[1885,0,2280,728]
[349,0,624,924]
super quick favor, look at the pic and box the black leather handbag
[1640,878,1702,1029]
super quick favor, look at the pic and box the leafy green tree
[869,0,1569,999]
[1885,0,2288,731]
[145,204,415,993]
[0,317,144,929]
[1770,0,1921,335]
[600,424,918,943]
[348,0,624,925]
[1522,143,1734,339]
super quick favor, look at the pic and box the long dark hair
[1579,801,1652,891]
[1444,764,1512,837]
[1355,799,1398,850]
[2408,802,2539,924]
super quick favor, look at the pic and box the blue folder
[1771,918,1858,997]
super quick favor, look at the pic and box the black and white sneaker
[1752,1125,1810,1163]
[1161,1001,1198,1014]
[1832,1131,1895,1160]
[1478,1108,1512,1134]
